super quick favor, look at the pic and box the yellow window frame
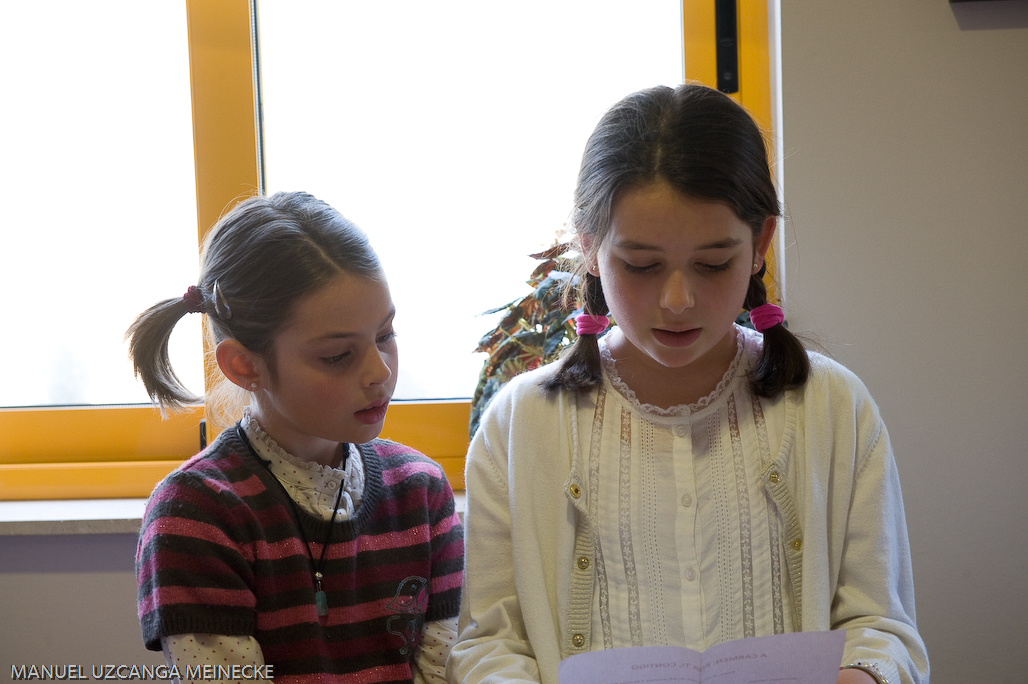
[683,0,780,303]
[0,0,774,501]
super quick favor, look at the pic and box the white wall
[0,534,164,675]
[780,2,1028,682]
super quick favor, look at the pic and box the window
[0,1,201,408]
[1,0,777,500]
[0,1,206,500]
[258,0,685,399]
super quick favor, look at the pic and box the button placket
[670,417,702,616]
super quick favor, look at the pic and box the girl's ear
[579,234,594,254]
[215,339,264,391]
[753,216,777,270]
[578,234,598,275]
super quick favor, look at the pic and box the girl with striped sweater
[127,192,464,683]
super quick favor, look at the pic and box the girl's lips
[355,400,389,425]
[652,327,701,348]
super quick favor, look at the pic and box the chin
[656,354,705,371]
[650,341,717,368]
[350,424,386,445]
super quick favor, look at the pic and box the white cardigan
[447,330,928,684]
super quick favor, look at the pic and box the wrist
[840,661,889,684]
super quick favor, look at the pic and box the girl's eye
[321,352,351,366]
[623,262,658,274]
[699,261,732,273]
[377,330,397,345]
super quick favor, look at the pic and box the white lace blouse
[589,330,796,650]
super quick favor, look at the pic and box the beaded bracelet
[841,661,890,684]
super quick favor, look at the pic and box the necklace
[251,434,349,617]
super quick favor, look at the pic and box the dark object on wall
[716,0,739,93]
[950,0,1028,30]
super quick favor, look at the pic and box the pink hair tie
[575,313,610,336]
[182,286,204,314]
[749,303,784,333]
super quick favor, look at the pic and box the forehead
[606,182,752,250]
[282,272,393,341]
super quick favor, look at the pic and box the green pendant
[315,590,329,616]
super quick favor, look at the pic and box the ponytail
[125,292,206,413]
[543,272,608,392]
[743,265,809,397]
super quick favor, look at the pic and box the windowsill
[0,492,466,537]
[0,498,149,536]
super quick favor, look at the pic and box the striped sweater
[136,426,464,683]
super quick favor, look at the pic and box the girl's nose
[363,347,394,387]
[661,271,695,314]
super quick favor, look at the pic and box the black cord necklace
[255,439,350,617]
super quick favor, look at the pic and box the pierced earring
[250,382,257,392]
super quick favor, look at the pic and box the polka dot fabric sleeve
[411,617,458,684]
[161,634,272,684]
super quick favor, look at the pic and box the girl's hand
[836,667,878,684]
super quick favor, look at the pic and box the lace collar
[598,326,750,418]
[240,410,365,520]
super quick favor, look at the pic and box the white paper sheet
[557,630,846,684]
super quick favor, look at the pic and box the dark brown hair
[545,83,808,397]
[126,191,381,426]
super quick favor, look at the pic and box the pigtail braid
[125,294,205,413]
[543,272,609,392]
[744,265,809,397]
[742,263,769,312]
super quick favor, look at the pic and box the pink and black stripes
[137,426,463,682]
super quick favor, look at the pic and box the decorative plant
[468,242,580,438]
[468,243,761,438]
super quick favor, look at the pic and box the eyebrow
[316,308,396,341]
[613,237,744,251]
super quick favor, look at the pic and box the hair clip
[213,280,233,320]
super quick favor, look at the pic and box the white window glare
[0,1,201,407]
[258,0,683,399]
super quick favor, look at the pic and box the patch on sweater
[385,575,428,655]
